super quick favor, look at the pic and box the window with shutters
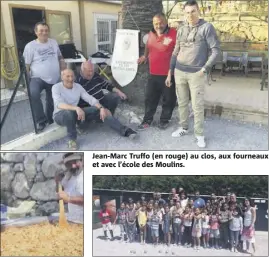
[94,13,118,53]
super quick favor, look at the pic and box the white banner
[111,29,139,87]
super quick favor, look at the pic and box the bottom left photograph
[0,152,84,256]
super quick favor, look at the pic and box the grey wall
[0,152,68,217]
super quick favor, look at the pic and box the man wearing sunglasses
[55,152,84,224]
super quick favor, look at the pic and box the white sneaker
[172,127,188,137]
[196,136,206,148]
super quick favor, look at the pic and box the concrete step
[204,101,268,126]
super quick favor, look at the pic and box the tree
[119,0,163,105]
[93,175,268,198]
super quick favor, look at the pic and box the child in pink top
[209,208,220,249]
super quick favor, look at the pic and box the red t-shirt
[147,27,177,75]
[99,210,111,224]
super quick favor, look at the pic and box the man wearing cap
[55,153,84,224]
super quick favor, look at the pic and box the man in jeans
[137,13,177,130]
[23,21,66,131]
[166,0,220,147]
[52,69,137,150]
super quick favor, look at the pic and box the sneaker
[125,128,138,140]
[172,127,188,137]
[235,248,238,253]
[196,136,206,148]
[137,121,151,130]
[68,140,78,150]
[36,122,47,132]
[158,121,169,130]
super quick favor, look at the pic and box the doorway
[11,7,45,57]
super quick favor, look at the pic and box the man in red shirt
[98,205,114,240]
[137,13,177,130]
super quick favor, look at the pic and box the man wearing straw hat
[55,153,84,224]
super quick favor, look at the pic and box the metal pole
[0,65,24,131]
[22,57,38,134]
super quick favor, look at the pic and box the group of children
[98,191,256,254]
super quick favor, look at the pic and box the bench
[260,56,268,91]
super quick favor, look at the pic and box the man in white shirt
[23,21,66,132]
[55,153,84,224]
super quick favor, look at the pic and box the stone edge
[1,124,66,151]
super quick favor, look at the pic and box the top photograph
[0,0,268,151]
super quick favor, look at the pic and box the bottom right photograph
[92,175,268,256]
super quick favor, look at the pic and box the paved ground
[2,72,268,146]
[40,104,268,151]
[93,226,268,256]
[205,74,268,113]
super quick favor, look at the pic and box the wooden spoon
[58,184,69,228]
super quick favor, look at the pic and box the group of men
[24,0,220,149]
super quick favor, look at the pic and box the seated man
[76,61,126,115]
[52,69,137,150]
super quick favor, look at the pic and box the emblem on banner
[123,37,131,50]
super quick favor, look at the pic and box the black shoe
[137,121,151,130]
[158,121,169,130]
[36,122,47,132]
[125,128,137,140]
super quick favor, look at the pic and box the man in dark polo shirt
[76,61,137,139]
[77,61,127,114]
[137,13,177,130]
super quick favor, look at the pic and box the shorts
[210,229,220,238]
[163,224,172,234]
[151,228,159,237]
[192,228,202,238]
[102,222,112,231]
[202,228,210,235]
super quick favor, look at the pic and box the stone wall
[168,0,268,49]
[0,152,68,217]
